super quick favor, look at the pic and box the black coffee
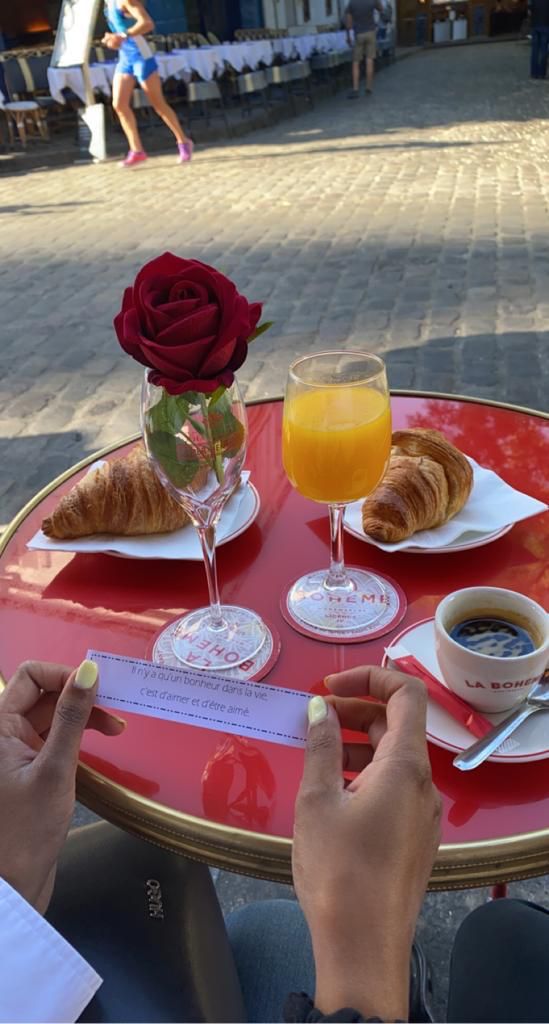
[450,617,536,658]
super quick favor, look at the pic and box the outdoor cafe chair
[149,34,168,51]
[286,60,314,107]
[265,63,293,111]
[310,51,340,93]
[1,57,48,148]
[236,69,270,118]
[186,80,231,136]
[91,44,119,63]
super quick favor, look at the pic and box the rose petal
[200,335,239,376]
[226,336,249,374]
[150,370,232,395]
[168,280,210,305]
[147,297,203,333]
[139,335,219,379]
[156,306,220,347]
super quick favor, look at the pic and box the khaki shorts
[353,30,376,61]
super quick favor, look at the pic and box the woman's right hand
[292,666,442,1021]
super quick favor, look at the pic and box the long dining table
[46,31,349,104]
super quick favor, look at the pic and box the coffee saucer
[383,619,549,764]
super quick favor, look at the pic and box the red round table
[1,393,548,889]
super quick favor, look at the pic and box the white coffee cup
[434,587,549,713]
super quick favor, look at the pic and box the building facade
[0,0,341,50]
[0,0,269,48]
[262,0,341,30]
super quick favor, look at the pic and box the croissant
[362,429,473,543]
[42,444,191,539]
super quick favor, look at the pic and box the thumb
[300,696,344,797]
[37,660,98,778]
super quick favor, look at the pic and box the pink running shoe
[177,140,194,164]
[120,150,148,168]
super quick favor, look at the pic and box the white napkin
[28,471,253,561]
[345,458,548,552]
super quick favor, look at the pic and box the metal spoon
[453,673,549,771]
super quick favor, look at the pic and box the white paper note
[88,650,310,749]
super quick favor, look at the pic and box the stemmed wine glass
[142,373,270,673]
[282,351,392,639]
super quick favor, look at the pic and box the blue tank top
[104,1,153,58]
[105,0,134,33]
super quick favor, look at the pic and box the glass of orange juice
[282,351,391,637]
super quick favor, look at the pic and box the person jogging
[102,0,193,167]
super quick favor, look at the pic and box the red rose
[114,253,263,395]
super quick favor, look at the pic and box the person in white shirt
[0,658,123,1023]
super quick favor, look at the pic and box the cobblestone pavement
[3,40,549,1020]
[1,40,549,524]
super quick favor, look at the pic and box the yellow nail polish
[308,695,328,726]
[74,659,98,690]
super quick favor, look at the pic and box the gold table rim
[1,389,548,889]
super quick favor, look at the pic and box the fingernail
[113,715,126,728]
[324,674,334,687]
[74,659,98,690]
[308,695,328,726]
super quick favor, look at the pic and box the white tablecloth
[47,64,114,103]
[47,32,350,103]
[273,30,347,61]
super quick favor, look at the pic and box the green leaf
[208,391,245,459]
[148,392,189,437]
[208,385,227,408]
[248,321,273,343]
[148,431,199,490]
[183,390,201,407]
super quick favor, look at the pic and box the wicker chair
[149,34,168,51]
[1,57,48,147]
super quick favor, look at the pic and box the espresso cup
[434,587,549,713]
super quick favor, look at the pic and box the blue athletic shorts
[116,44,158,83]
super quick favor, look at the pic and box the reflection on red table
[0,397,548,866]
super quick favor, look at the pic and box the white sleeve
[0,878,102,1023]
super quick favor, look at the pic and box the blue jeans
[225,897,549,1023]
[225,899,315,1023]
[531,28,549,78]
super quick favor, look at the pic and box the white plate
[343,455,548,555]
[28,480,260,561]
[383,618,549,764]
[347,521,514,555]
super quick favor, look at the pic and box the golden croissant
[362,428,473,543]
[42,444,191,539]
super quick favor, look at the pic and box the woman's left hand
[101,31,125,49]
[0,660,125,914]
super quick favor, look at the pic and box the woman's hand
[293,666,442,1021]
[0,660,124,914]
[101,31,125,49]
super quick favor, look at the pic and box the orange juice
[282,386,391,503]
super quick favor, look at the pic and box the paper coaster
[150,618,281,681]
[280,567,407,644]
